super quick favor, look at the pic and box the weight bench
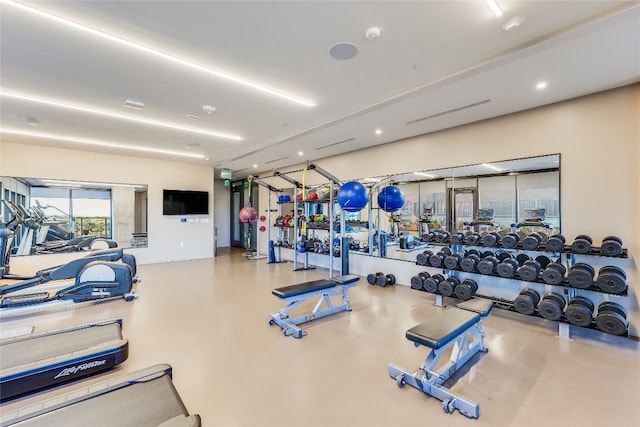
[388,298,494,419]
[269,274,360,338]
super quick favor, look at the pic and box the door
[447,188,477,233]
[230,181,245,248]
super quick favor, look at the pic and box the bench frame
[388,301,493,419]
[269,275,359,338]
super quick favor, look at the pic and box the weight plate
[416,252,429,266]
[575,234,593,244]
[460,256,478,272]
[596,312,627,336]
[516,253,532,265]
[466,234,480,246]
[441,247,452,256]
[477,259,496,275]
[429,254,444,268]
[481,251,495,258]
[447,276,461,286]
[571,238,592,254]
[596,273,627,294]
[482,233,498,247]
[538,299,563,321]
[513,294,536,315]
[501,234,518,249]
[546,235,566,252]
[535,255,551,269]
[522,235,541,250]
[467,249,480,257]
[366,274,377,285]
[411,276,424,290]
[599,265,626,278]
[438,281,455,297]
[597,301,627,318]
[376,275,387,287]
[462,278,479,293]
[567,264,595,289]
[418,272,431,282]
[600,241,622,257]
[387,274,396,285]
[444,255,460,270]
[517,264,539,282]
[521,288,541,306]
[423,278,439,293]
[497,261,516,278]
[541,264,565,285]
[569,296,595,312]
[497,252,513,262]
[544,292,566,308]
[450,233,465,244]
[602,235,623,245]
[454,284,473,301]
[565,304,593,327]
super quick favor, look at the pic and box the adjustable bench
[388,298,494,419]
[269,274,360,338]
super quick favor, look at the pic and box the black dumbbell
[421,232,437,243]
[435,231,451,244]
[595,301,628,336]
[567,263,595,289]
[438,276,460,297]
[465,233,481,246]
[454,278,478,301]
[537,292,566,321]
[595,266,627,294]
[600,236,623,257]
[481,231,502,247]
[546,234,566,253]
[450,232,466,245]
[460,254,480,273]
[571,234,593,254]
[501,232,523,249]
[367,272,384,285]
[444,252,464,270]
[517,255,551,282]
[565,296,595,327]
[429,247,452,268]
[377,273,396,287]
[411,274,426,290]
[477,254,499,275]
[423,274,445,293]
[416,250,432,266]
[496,254,520,278]
[513,288,541,315]
[522,232,546,251]
[541,262,567,285]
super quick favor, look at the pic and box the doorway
[447,187,477,233]
[230,180,259,249]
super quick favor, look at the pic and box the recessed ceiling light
[1,91,243,141]
[4,0,315,107]
[329,42,358,60]
[375,129,382,135]
[502,16,525,32]
[1,128,207,159]
[123,99,144,110]
[204,157,210,161]
[413,172,436,178]
[536,81,548,90]
[253,164,258,168]
[485,0,503,17]
[185,143,200,149]
[202,105,216,114]
[298,151,303,156]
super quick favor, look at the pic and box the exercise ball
[239,206,258,223]
[337,181,368,212]
[378,186,405,212]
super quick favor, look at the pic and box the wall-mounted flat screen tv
[163,189,209,215]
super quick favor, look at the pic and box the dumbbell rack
[415,235,632,340]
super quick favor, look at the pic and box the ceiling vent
[315,137,356,151]
[265,156,289,165]
[406,99,491,125]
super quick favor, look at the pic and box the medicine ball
[377,186,405,213]
[337,181,368,212]
[239,206,258,223]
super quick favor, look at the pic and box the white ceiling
[1,1,639,179]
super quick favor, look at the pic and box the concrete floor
[1,248,639,426]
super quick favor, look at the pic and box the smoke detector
[502,16,525,32]
[25,115,41,126]
[365,27,381,40]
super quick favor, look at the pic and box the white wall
[0,143,215,265]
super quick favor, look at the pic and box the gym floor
[1,248,639,426]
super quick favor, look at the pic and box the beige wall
[0,143,215,265]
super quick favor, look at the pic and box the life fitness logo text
[54,360,106,379]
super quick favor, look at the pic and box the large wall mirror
[1,177,148,255]
[344,154,560,261]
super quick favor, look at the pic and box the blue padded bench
[269,274,360,338]
[388,298,493,419]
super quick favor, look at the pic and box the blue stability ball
[337,181,368,212]
[378,185,405,212]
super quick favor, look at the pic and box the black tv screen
[163,189,209,215]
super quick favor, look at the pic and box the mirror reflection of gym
[348,154,560,261]
[0,177,148,255]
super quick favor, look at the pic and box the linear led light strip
[1,91,242,141]
[1,128,207,159]
[2,0,315,107]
